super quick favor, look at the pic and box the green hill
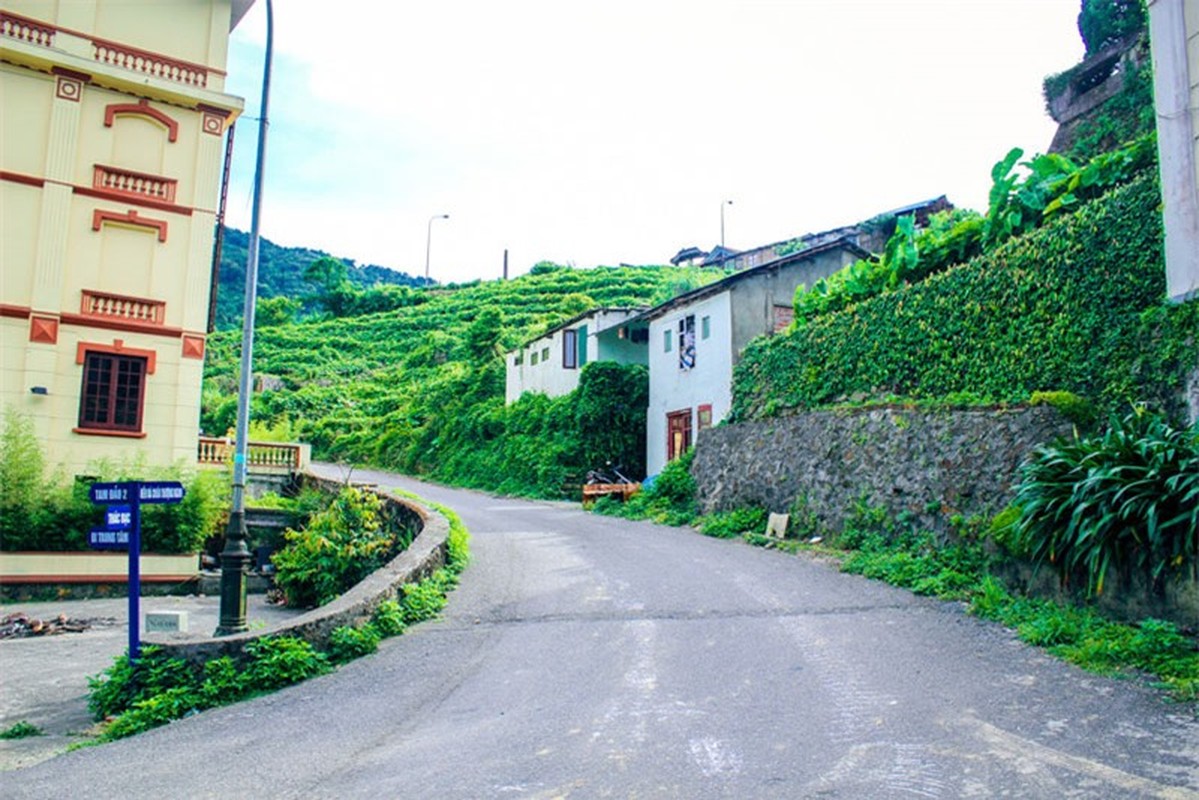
[213,227,427,329]
[202,263,713,488]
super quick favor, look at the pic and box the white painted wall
[645,291,733,476]
[504,308,646,403]
[1148,0,1199,302]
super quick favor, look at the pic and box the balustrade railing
[198,437,305,471]
[1,11,216,89]
[93,164,177,204]
[80,289,165,326]
[0,11,55,47]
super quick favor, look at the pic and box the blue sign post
[89,481,185,660]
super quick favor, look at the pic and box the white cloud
[223,0,1084,282]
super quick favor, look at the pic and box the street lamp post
[720,199,733,266]
[425,213,449,282]
[217,0,273,636]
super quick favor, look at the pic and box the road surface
[4,464,1197,798]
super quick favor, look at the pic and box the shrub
[400,576,448,623]
[241,637,330,690]
[699,507,768,539]
[272,486,395,608]
[1011,408,1199,595]
[327,624,381,663]
[371,599,408,637]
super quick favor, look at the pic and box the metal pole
[425,213,448,282]
[218,0,273,636]
[720,199,732,267]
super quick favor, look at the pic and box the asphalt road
[4,464,1197,799]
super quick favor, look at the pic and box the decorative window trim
[103,99,179,142]
[75,340,156,375]
[91,208,168,242]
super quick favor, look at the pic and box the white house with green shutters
[504,307,649,403]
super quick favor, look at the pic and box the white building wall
[645,291,733,476]
[504,309,646,404]
[504,327,581,403]
[1149,0,1199,302]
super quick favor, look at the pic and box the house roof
[701,245,741,266]
[670,246,707,265]
[636,234,869,323]
[509,306,648,353]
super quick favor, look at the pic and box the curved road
[5,464,1197,799]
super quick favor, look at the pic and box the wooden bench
[582,483,641,504]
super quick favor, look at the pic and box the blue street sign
[106,505,132,530]
[136,481,185,504]
[89,482,130,504]
[88,527,130,550]
[88,481,185,505]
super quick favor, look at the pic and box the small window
[514,353,523,366]
[531,351,539,365]
[563,329,578,369]
[701,316,711,340]
[79,351,147,432]
[664,329,672,352]
[541,346,549,361]
[698,404,713,430]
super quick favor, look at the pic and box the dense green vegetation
[214,227,427,330]
[733,172,1199,424]
[1008,408,1198,597]
[271,485,415,608]
[0,412,229,553]
[792,135,1157,323]
[203,264,713,493]
[85,498,470,743]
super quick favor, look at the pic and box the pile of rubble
[0,612,114,639]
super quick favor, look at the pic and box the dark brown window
[79,351,146,431]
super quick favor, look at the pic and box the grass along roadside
[80,499,470,745]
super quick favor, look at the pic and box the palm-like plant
[1012,408,1199,595]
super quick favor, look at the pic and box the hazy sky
[222,0,1086,284]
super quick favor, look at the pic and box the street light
[425,213,449,282]
[720,199,733,266]
[217,0,273,636]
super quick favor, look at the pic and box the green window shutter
[577,324,588,366]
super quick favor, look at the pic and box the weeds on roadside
[85,498,471,743]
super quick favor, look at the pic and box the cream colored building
[1,0,252,476]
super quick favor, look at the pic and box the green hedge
[732,173,1199,422]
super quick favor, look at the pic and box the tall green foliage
[793,135,1157,324]
[1010,409,1198,595]
[735,173,1198,422]
[1078,0,1146,55]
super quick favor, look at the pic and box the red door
[666,409,692,462]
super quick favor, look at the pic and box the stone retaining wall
[149,478,449,665]
[693,405,1073,535]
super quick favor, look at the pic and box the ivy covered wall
[731,174,1199,424]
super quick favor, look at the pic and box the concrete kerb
[146,479,450,666]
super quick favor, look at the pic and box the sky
[222,0,1086,284]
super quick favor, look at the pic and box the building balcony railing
[80,289,166,326]
[92,36,209,88]
[0,10,221,89]
[198,437,311,474]
[0,11,54,47]
[93,164,177,204]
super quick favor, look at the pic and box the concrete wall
[728,248,859,356]
[149,478,451,664]
[692,405,1073,534]
[1148,0,1199,303]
